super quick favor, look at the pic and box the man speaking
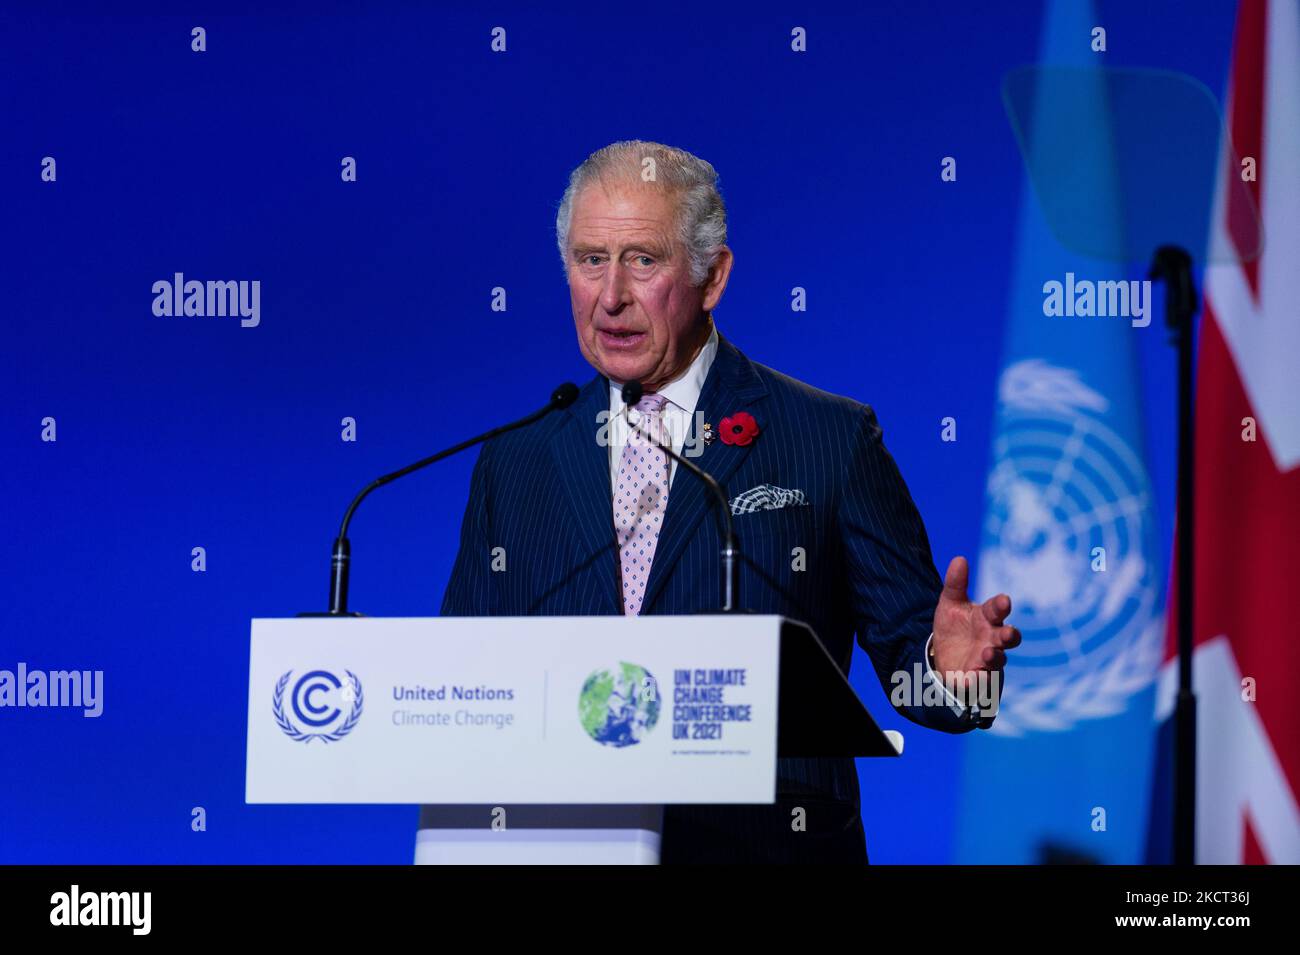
[435,140,1020,863]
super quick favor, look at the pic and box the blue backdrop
[0,0,1236,863]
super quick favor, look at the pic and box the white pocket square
[729,484,809,515]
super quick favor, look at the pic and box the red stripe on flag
[1225,0,1266,297]
[1243,811,1268,865]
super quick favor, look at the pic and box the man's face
[566,180,730,390]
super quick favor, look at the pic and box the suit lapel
[640,335,769,614]
[549,374,621,614]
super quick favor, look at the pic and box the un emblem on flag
[975,360,1163,734]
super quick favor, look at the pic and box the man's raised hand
[931,555,1021,698]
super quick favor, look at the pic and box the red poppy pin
[718,411,760,447]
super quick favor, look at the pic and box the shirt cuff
[923,632,972,720]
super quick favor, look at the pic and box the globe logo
[578,662,660,747]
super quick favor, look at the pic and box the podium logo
[273,669,363,743]
[579,662,660,747]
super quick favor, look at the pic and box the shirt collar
[607,323,719,417]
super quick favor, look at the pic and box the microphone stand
[300,383,579,617]
[621,381,740,613]
[1149,245,1198,865]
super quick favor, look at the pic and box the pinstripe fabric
[436,334,971,861]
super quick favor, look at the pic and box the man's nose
[599,261,631,312]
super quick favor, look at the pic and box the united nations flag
[953,0,1166,864]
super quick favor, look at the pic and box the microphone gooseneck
[306,382,580,617]
[620,380,740,612]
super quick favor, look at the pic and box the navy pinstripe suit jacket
[439,334,972,854]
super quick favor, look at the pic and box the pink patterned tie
[614,393,670,615]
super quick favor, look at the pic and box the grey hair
[555,140,728,286]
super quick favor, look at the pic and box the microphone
[621,380,740,612]
[302,382,580,616]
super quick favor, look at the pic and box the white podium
[245,615,901,864]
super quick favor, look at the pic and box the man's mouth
[597,328,647,349]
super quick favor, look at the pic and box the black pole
[1149,245,1198,865]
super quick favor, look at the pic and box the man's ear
[701,247,734,312]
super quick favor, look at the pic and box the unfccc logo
[273,669,363,743]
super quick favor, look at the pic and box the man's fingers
[981,593,1011,625]
[997,626,1021,650]
[941,556,969,603]
[980,646,1006,669]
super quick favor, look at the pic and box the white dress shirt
[603,322,973,721]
